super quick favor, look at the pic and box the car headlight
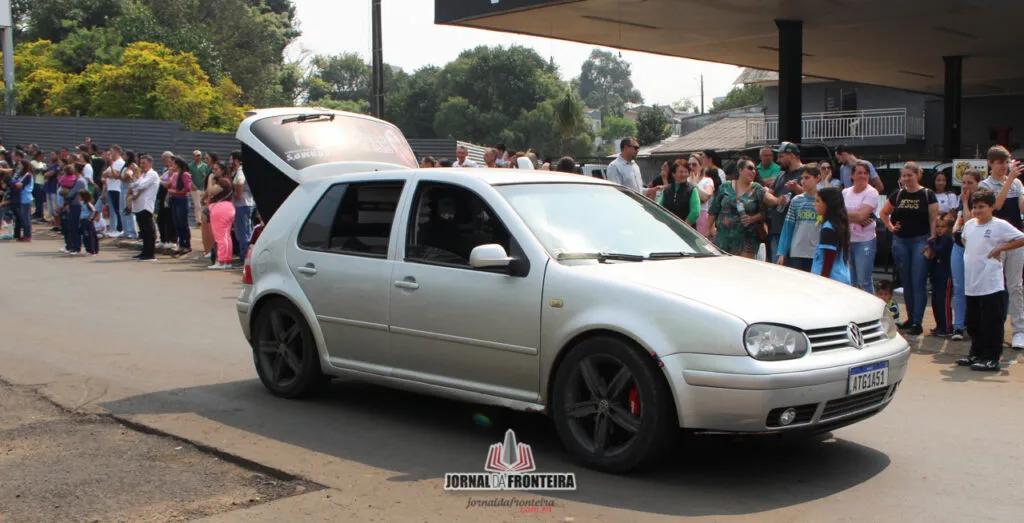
[880,309,899,339]
[744,324,809,361]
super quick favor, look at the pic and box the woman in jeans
[843,162,880,293]
[167,156,193,255]
[880,162,939,335]
[949,169,983,341]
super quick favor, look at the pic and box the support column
[370,0,384,118]
[943,56,963,160]
[776,20,803,143]
[2,27,14,116]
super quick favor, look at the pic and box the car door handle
[394,279,419,290]
[296,264,317,276]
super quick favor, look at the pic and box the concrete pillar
[943,56,963,160]
[2,26,13,116]
[776,20,803,143]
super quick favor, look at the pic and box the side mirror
[469,244,513,269]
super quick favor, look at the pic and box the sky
[288,0,743,111]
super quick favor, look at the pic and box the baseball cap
[773,141,799,155]
[192,149,202,157]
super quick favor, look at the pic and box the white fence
[746,108,926,145]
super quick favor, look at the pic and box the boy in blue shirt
[776,165,821,271]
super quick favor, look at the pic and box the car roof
[307,166,614,187]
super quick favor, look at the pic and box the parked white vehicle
[235,108,910,472]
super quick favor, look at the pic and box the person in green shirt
[757,146,781,185]
[188,150,211,223]
[658,160,701,226]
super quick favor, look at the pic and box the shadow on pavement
[101,378,890,517]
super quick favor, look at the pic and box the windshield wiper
[557,252,645,263]
[282,113,336,124]
[646,251,718,260]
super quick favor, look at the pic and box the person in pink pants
[205,164,236,269]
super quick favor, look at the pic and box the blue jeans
[13,203,32,239]
[120,190,136,237]
[767,234,780,263]
[233,205,253,261]
[170,196,191,249]
[67,204,82,252]
[849,239,877,293]
[951,243,966,330]
[891,234,929,325]
[107,189,122,232]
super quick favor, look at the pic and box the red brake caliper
[627,386,641,417]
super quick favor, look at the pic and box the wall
[925,94,1024,158]
[0,115,240,159]
[764,82,936,117]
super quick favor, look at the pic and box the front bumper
[661,336,911,433]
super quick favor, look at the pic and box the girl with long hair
[930,171,958,214]
[812,186,852,284]
[205,162,235,269]
[168,156,193,255]
[949,169,985,340]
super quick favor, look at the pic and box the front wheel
[551,336,678,473]
[252,299,329,399]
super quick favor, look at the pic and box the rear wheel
[551,336,677,473]
[252,299,328,398]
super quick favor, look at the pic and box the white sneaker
[1013,333,1024,350]
[207,262,228,270]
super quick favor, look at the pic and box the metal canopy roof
[435,0,1024,97]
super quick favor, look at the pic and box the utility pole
[1,0,14,116]
[700,75,704,115]
[370,0,384,118]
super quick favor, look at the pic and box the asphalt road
[1,234,1022,522]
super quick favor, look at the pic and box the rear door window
[298,181,405,257]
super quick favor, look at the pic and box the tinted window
[406,183,511,266]
[298,182,405,257]
[249,113,418,171]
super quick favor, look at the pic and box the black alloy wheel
[253,299,328,398]
[552,336,677,473]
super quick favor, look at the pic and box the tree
[710,84,765,113]
[436,45,563,116]
[577,49,643,119]
[672,98,699,113]
[14,40,247,131]
[600,116,637,143]
[636,106,670,146]
[50,27,124,73]
[304,53,371,103]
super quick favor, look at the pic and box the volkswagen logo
[847,322,864,349]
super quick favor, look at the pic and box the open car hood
[235,107,418,220]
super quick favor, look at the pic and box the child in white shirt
[957,189,1024,371]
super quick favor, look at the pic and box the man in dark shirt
[766,141,805,261]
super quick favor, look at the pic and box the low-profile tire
[551,336,678,473]
[252,298,329,399]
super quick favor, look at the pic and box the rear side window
[298,181,405,257]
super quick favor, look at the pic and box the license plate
[848,361,889,395]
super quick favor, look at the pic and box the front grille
[806,320,887,352]
[765,403,817,428]
[821,387,890,420]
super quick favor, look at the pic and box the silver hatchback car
[235,108,910,473]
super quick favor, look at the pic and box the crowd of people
[0,140,258,269]
[437,136,1024,372]
[5,134,1023,372]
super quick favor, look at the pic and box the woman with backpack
[880,161,939,336]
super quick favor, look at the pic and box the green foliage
[672,98,699,113]
[50,27,124,73]
[710,84,765,113]
[636,106,670,146]
[600,116,637,143]
[15,0,301,108]
[14,40,247,131]
[308,98,370,114]
[577,49,643,119]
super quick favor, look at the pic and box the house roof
[646,117,750,156]
[733,68,831,86]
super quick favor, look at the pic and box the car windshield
[496,183,721,260]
